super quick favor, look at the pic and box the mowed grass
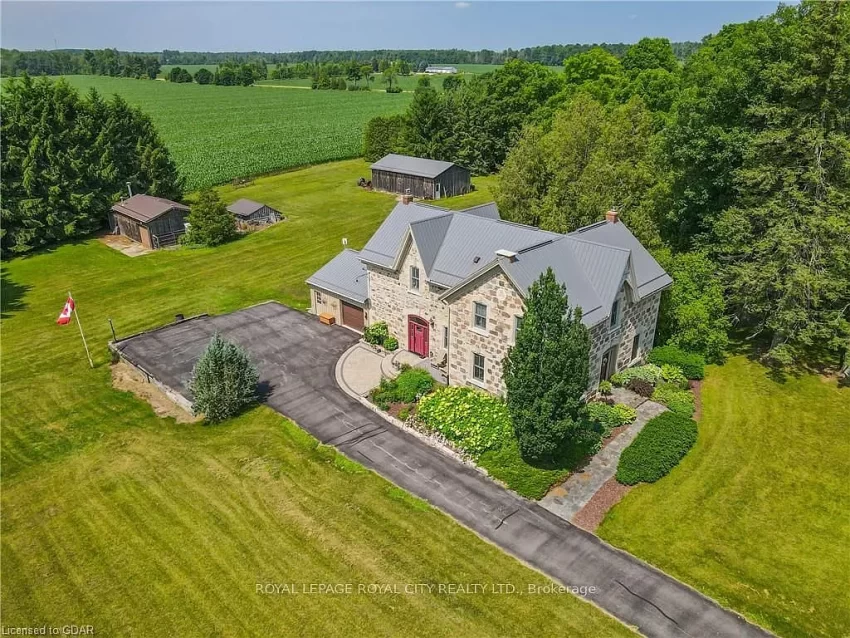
[58,76,412,189]
[1,160,631,637]
[598,356,850,638]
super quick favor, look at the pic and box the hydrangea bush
[417,386,511,455]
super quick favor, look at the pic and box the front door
[600,346,617,381]
[407,316,429,358]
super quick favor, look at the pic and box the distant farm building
[425,65,458,74]
[109,195,189,249]
[370,154,471,200]
[226,199,283,227]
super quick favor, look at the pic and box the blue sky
[3,2,781,52]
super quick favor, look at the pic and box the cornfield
[62,76,413,189]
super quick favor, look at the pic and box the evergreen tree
[190,334,259,423]
[503,269,592,461]
[184,189,237,247]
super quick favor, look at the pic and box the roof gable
[111,194,188,224]
[305,249,368,304]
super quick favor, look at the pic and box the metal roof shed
[370,154,471,200]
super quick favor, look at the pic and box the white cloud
[455,2,471,9]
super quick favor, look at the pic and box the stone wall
[588,287,661,388]
[447,269,525,395]
[366,238,449,363]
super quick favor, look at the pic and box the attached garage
[306,249,369,333]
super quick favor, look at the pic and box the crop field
[58,75,412,189]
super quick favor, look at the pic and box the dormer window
[410,265,420,291]
[610,299,620,328]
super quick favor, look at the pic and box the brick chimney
[605,209,619,224]
[402,194,413,205]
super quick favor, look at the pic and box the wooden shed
[109,195,190,249]
[370,154,471,200]
[226,199,283,227]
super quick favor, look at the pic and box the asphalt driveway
[115,302,771,638]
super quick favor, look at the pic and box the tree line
[0,75,183,256]
[1,48,160,79]
[365,0,850,370]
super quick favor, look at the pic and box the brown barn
[226,199,283,227]
[109,195,190,250]
[370,154,471,200]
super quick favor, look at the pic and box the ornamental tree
[190,334,259,423]
[503,268,591,461]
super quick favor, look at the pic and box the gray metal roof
[461,202,500,220]
[227,198,278,218]
[111,194,189,223]
[370,154,459,179]
[572,221,673,297]
[305,249,368,305]
[359,202,450,268]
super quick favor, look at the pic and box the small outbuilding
[370,154,471,200]
[109,194,190,249]
[226,199,283,227]
[306,249,369,332]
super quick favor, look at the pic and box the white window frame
[471,352,486,386]
[512,315,524,344]
[472,301,488,334]
[409,265,420,292]
[315,290,323,305]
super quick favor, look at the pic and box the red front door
[407,316,429,358]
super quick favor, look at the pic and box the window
[472,353,486,382]
[443,326,449,348]
[610,299,620,328]
[410,266,420,291]
[513,315,524,342]
[631,334,640,361]
[473,302,488,331]
[315,290,323,305]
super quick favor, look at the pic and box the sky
[2,1,781,52]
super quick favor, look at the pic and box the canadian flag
[57,296,75,325]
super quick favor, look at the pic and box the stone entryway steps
[540,397,667,522]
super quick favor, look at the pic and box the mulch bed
[690,380,703,421]
[572,477,633,533]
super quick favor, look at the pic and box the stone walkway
[540,393,667,522]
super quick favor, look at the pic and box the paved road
[115,302,772,638]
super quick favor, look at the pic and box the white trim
[510,314,524,345]
[471,352,486,386]
[472,300,489,333]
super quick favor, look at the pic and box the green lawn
[54,76,412,189]
[598,356,850,638]
[1,160,630,637]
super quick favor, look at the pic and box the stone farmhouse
[307,200,672,394]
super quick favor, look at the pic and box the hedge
[616,412,698,485]
[647,346,705,380]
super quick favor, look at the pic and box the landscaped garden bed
[616,412,698,485]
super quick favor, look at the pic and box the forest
[365,0,849,370]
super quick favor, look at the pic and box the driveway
[115,302,771,638]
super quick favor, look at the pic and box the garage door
[341,302,364,331]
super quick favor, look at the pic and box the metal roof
[359,202,450,268]
[461,202,500,220]
[305,249,368,305]
[370,154,460,179]
[110,194,189,224]
[227,198,279,218]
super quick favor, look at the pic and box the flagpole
[69,291,94,368]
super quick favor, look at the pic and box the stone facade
[367,248,664,396]
[366,238,449,363]
[447,269,526,395]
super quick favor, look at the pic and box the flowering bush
[417,386,511,455]
[611,364,663,387]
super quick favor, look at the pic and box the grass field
[57,76,412,190]
[0,160,631,637]
[598,356,850,638]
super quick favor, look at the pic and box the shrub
[586,402,637,437]
[398,406,411,421]
[190,334,259,423]
[369,366,434,409]
[660,363,689,389]
[184,189,237,247]
[627,378,654,397]
[384,336,399,351]
[648,346,705,380]
[652,383,695,417]
[611,364,663,387]
[364,321,389,346]
[616,412,698,484]
[598,380,613,395]
[417,386,511,455]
